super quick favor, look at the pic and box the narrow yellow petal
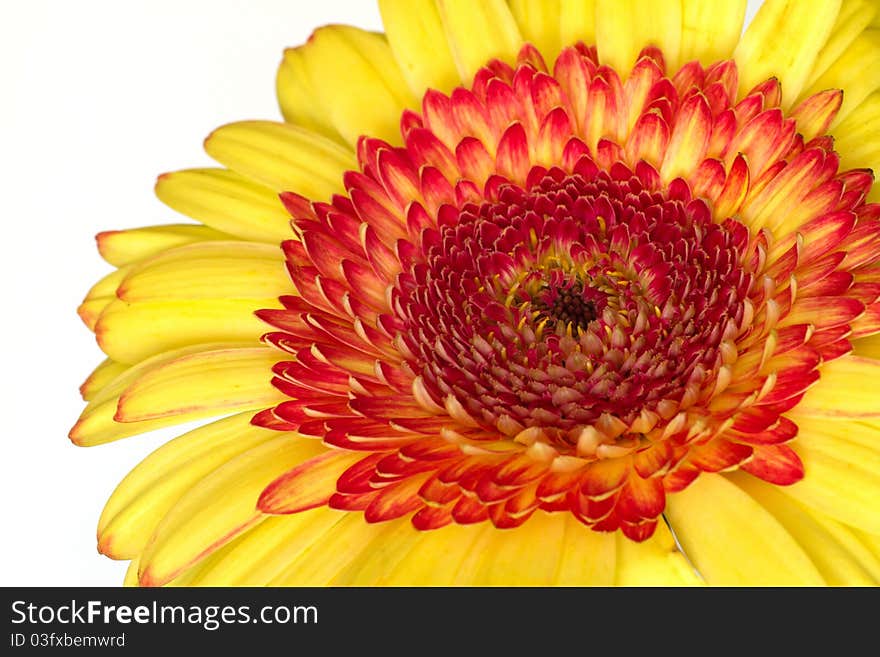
[729,472,878,585]
[77,266,131,331]
[378,0,462,97]
[123,559,140,587]
[267,513,391,585]
[852,332,880,359]
[99,412,269,535]
[614,522,704,586]
[117,241,289,302]
[330,519,433,585]
[665,473,825,585]
[595,0,683,74]
[115,347,284,423]
[852,528,880,562]
[806,0,879,87]
[679,0,748,66]
[811,512,880,582]
[300,25,417,145]
[70,342,250,446]
[96,225,228,267]
[796,356,880,418]
[383,523,491,585]
[187,509,347,586]
[138,435,328,587]
[559,0,596,49]
[554,515,617,585]
[778,418,880,533]
[835,91,880,165]
[460,512,568,585]
[437,0,524,81]
[204,121,356,201]
[509,0,564,65]
[275,47,346,142]
[98,413,281,559]
[804,29,880,126]
[95,297,280,364]
[79,358,128,401]
[734,0,841,109]
[154,169,293,243]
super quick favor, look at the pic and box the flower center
[528,276,601,333]
[395,164,752,455]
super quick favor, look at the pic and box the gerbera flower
[73,0,880,587]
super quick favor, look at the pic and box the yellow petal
[852,332,880,359]
[778,417,880,533]
[123,559,140,587]
[96,224,228,267]
[383,522,492,585]
[115,347,284,423]
[98,412,281,559]
[70,342,250,446]
[330,518,436,585]
[595,0,683,74]
[204,121,356,200]
[275,47,345,142]
[95,297,280,364]
[154,169,293,243]
[117,241,289,302]
[614,522,705,585]
[729,472,878,585]
[734,0,841,109]
[187,508,347,586]
[77,266,131,331]
[804,29,880,126]
[378,0,462,97]
[679,0,748,66]
[811,512,880,582]
[665,472,825,585]
[138,435,328,586]
[79,358,127,401]
[555,515,617,585]
[509,0,563,65]
[559,0,596,49]
[458,511,569,585]
[300,25,417,145]
[852,527,880,561]
[806,0,879,87]
[834,91,880,166]
[437,0,523,81]
[796,355,880,418]
[267,513,393,585]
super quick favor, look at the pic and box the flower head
[74,0,880,586]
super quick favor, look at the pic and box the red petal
[496,122,530,184]
[412,504,454,530]
[258,449,363,514]
[741,444,804,485]
[580,457,630,498]
[790,89,843,141]
[616,475,666,522]
[451,495,490,524]
[688,438,753,472]
[364,475,428,522]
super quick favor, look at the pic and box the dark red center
[393,164,753,450]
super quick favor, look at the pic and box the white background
[1,0,762,586]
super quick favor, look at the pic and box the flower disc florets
[399,166,752,455]
[253,44,880,542]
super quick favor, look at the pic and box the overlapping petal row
[253,44,880,541]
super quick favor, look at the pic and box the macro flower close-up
[69,0,880,586]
